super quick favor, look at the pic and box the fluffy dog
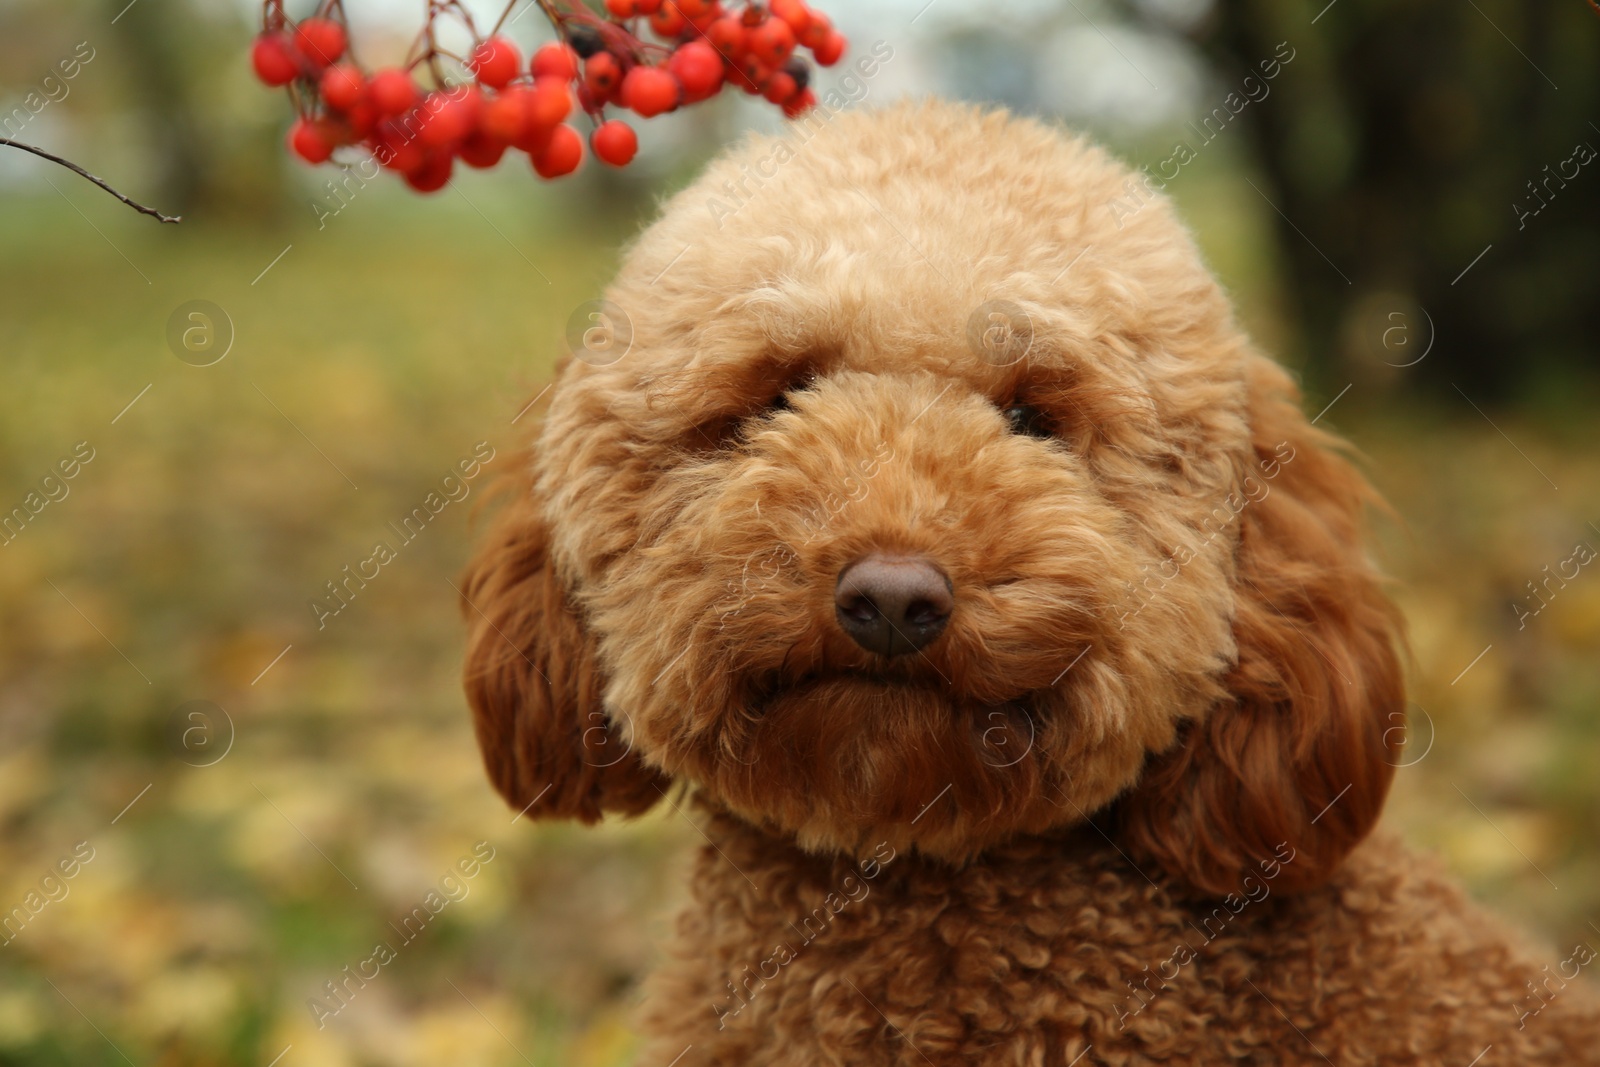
[462,100,1599,1064]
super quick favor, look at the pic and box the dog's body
[462,100,1599,1064]
[641,809,1600,1064]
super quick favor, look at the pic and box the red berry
[706,16,744,55]
[293,17,347,69]
[528,77,573,128]
[621,64,678,117]
[319,64,365,111]
[770,0,812,35]
[591,119,638,166]
[762,70,797,103]
[480,87,531,144]
[531,42,579,81]
[799,12,831,49]
[635,0,664,13]
[782,86,815,118]
[404,152,453,193]
[585,52,624,99]
[373,123,425,172]
[747,17,795,67]
[288,117,337,163]
[732,55,771,93]
[370,69,420,116]
[251,33,301,86]
[459,130,509,168]
[489,87,553,153]
[810,29,845,66]
[604,0,636,16]
[417,89,478,151]
[469,36,522,89]
[533,123,583,178]
[343,99,379,139]
[668,41,724,99]
[650,3,688,38]
[518,109,557,153]
[514,125,554,156]
[676,0,714,16]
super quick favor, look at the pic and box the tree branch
[0,137,181,224]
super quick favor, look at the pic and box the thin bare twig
[0,137,180,223]
[451,0,482,39]
[489,0,522,37]
[535,0,567,33]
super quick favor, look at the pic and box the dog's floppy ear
[1119,356,1404,897]
[460,463,669,822]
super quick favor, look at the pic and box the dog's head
[462,100,1404,897]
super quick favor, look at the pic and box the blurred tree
[105,0,210,211]
[1193,0,1600,402]
[923,0,1598,404]
[102,0,290,220]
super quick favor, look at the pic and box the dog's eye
[722,374,813,448]
[1003,403,1051,439]
[761,378,812,418]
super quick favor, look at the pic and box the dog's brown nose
[834,554,953,657]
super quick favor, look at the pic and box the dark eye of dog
[761,376,814,418]
[1003,403,1051,439]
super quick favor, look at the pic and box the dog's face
[464,102,1404,896]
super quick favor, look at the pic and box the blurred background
[1,0,1597,1063]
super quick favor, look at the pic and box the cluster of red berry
[250,0,847,193]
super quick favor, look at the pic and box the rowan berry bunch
[251,0,847,193]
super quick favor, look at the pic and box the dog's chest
[643,817,1290,1063]
[637,818,1600,1066]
